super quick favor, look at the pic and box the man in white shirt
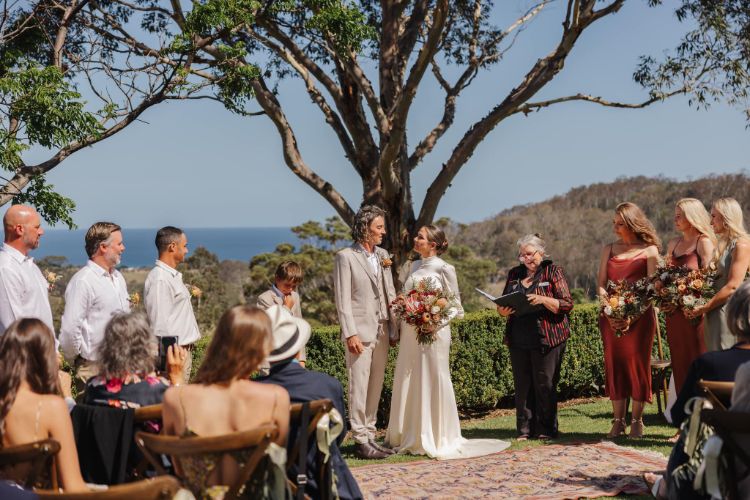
[59,222,130,390]
[144,226,201,383]
[0,205,55,335]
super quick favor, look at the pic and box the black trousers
[509,341,566,437]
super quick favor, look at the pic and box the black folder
[475,288,545,317]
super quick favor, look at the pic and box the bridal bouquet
[649,264,717,314]
[599,278,650,337]
[390,277,459,345]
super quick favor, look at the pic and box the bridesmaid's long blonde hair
[676,198,716,249]
[616,202,661,251]
[713,197,748,256]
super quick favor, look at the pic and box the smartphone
[158,336,179,372]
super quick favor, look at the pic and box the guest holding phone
[84,311,187,408]
[144,226,202,383]
[496,234,573,440]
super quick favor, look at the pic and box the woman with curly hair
[0,318,88,492]
[83,311,187,408]
[597,202,660,439]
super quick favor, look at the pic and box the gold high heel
[607,418,627,438]
[629,418,645,439]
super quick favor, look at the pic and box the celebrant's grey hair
[351,205,386,244]
[516,234,546,255]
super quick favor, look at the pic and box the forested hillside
[456,174,750,296]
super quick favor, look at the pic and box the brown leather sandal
[607,417,627,438]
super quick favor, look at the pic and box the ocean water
[33,227,296,267]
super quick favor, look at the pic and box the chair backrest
[288,399,335,500]
[698,379,734,410]
[135,424,278,500]
[0,438,60,490]
[700,408,750,500]
[35,475,181,499]
[288,399,334,467]
[133,404,162,423]
[652,308,669,364]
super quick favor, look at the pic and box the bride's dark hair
[422,225,449,255]
[0,318,61,443]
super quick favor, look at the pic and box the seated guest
[0,319,88,492]
[258,306,363,500]
[84,311,187,409]
[669,280,750,427]
[161,305,290,499]
[729,361,750,499]
[257,260,306,368]
[647,282,750,498]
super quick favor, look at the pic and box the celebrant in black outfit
[496,234,573,440]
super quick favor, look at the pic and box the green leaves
[304,0,376,54]
[0,63,102,170]
[13,177,77,229]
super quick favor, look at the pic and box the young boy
[257,260,306,367]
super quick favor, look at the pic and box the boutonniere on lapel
[381,255,393,269]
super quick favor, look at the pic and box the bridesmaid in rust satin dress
[597,202,660,439]
[664,199,715,393]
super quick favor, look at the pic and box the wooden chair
[0,438,60,490]
[700,409,750,500]
[130,404,163,480]
[133,404,162,423]
[698,380,734,410]
[651,309,671,416]
[288,399,335,500]
[36,476,181,499]
[135,424,278,500]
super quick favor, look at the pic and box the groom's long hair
[352,205,386,244]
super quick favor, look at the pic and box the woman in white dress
[385,225,510,459]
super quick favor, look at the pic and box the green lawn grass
[343,397,675,499]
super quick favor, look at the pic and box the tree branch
[514,89,687,115]
[378,0,449,198]
[416,0,624,226]
[249,76,355,225]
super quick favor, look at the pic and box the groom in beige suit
[334,205,398,459]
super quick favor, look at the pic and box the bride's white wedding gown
[385,256,510,460]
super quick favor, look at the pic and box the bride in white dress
[385,225,510,460]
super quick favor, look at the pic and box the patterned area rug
[352,441,667,499]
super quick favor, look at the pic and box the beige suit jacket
[334,244,398,343]
[257,289,303,318]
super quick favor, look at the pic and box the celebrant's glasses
[518,250,539,262]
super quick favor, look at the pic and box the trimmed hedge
[191,304,632,420]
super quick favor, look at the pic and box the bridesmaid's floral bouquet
[390,277,459,345]
[649,264,717,314]
[599,278,651,337]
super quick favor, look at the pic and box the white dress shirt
[59,260,130,362]
[356,243,381,277]
[144,260,201,345]
[0,243,54,334]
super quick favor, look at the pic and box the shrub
[190,304,668,421]
[306,306,608,410]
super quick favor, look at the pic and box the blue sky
[32,1,750,229]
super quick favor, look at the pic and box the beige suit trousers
[345,323,390,444]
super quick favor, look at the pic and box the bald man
[0,205,54,335]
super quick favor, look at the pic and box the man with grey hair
[333,205,398,459]
[144,226,201,383]
[0,205,55,336]
[60,222,130,390]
